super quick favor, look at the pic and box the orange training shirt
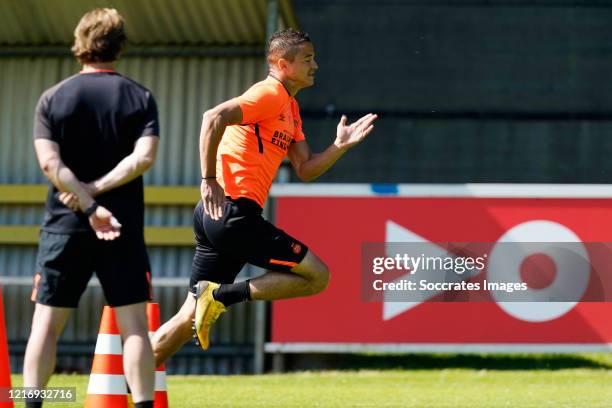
[216,76,305,208]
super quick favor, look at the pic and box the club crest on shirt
[291,242,302,254]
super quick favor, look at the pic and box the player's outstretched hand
[201,178,225,220]
[88,206,121,241]
[334,113,378,150]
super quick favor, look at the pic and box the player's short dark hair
[267,28,311,65]
[71,8,127,64]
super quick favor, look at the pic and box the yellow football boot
[193,281,226,350]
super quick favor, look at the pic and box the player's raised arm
[199,99,243,220]
[288,113,378,182]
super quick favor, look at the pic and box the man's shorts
[189,197,309,290]
[32,229,152,308]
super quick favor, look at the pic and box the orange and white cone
[147,302,169,408]
[85,306,129,408]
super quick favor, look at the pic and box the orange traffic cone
[85,306,129,407]
[147,303,169,408]
[0,285,13,408]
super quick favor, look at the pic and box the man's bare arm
[288,113,377,182]
[287,141,345,182]
[199,99,243,220]
[34,139,96,209]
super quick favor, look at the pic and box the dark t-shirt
[33,71,159,233]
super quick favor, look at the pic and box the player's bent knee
[293,250,331,294]
[310,263,330,295]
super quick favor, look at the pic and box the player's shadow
[286,353,612,371]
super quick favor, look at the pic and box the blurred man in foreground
[24,8,158,408]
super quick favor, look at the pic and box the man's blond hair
[71,8,126,64]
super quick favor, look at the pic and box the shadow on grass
[286,353,612,371]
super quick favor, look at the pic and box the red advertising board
[269,185,612,351]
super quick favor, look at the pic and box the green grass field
[11,354,612,407]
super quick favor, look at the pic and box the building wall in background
[293,0,612,183]
[302,119,612,183]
